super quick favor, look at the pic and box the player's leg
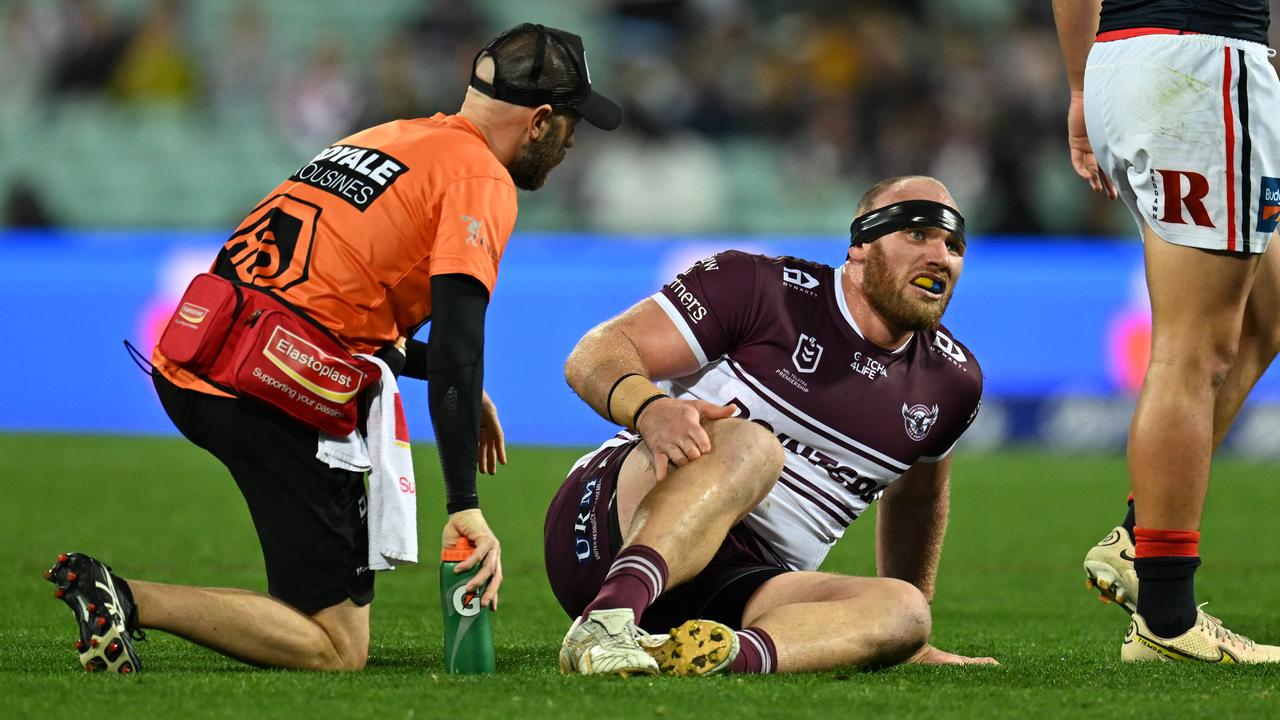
[589,417,783,620]
[1130,229,1256,623]
[48,373,377,672]
[1211,235,1280,448]
[547,437,667,675]
[45,552,371,673]
[552,418,783,675]
[129,584,369,670]
[733,572,931,672]
[1085,237,1280,611]
[1117,225,1280,662]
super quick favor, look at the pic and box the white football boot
[559,608,659,676]
[1083,526,1139,613]
[1122,607,1280,663]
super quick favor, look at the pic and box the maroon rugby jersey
[640,250,984,570]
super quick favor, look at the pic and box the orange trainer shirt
[154,113,518,396]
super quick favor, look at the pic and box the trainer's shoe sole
[45,553,141,674]
[643,619,738,676]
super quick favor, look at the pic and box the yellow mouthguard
[912,277,940,291]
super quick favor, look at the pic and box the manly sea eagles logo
[792,334,824,374]
[902,403,940,441]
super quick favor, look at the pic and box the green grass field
[3,434,1280,718]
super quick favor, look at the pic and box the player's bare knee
[709,418,784,491]
[339,646,368,671]
[311,605,369,671]
[306,640,367,672]
[296,642,345,671]
[1209,338,1240,388]
[876,579,931,659]
[1150,338,1238,389]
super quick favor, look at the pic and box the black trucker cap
[470,23,622,131]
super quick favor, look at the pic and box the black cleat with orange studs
[45,553,143,674]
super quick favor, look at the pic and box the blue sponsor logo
[1257,177,1280,233]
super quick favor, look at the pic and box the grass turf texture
[2,434,1280,719]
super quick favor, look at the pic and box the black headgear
[849,200,966,249]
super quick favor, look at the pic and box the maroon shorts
[543,435,788,633]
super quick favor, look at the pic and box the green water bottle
[440,538,495,673]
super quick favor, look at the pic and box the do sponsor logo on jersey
[574,477,601,562]
[964,399,981,428]
[731,400,888,505]
[902,403,940,442]
[792,334,823,374]
[290,144,409,212]
[783,267,819,291]
[931,331,967,366]
[667,274,708,323]
[849,351,888,380]
[1258,177,1280,233]
[460,214,499,261]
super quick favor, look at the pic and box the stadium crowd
[6,0,1273,235]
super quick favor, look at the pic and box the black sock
[1135,555,1201,637]
[1121,500,1136,543]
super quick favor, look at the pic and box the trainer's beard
[862,243,951,331]
[509,124,567,191]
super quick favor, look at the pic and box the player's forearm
[876,493,948,602]
[564,323,654,423]
[1052,0,1102,92]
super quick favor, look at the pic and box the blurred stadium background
[6,0,1280,454]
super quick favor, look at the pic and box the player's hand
[1067,91,1117,199]
[908,644,999,665]
[442,509,503,610]
[635,398,736,481]
[478,389,507,475]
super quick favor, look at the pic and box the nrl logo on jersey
[792,333,824,373]
[902,403,939,441]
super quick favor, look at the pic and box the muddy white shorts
[1085,30,1280,253]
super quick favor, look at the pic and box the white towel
[316,354,417,571]
[315,427,370,472]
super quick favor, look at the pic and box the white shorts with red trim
[1085,31,1280,253]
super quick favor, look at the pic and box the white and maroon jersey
[644,250,983,571]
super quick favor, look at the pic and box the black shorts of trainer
[153,370,373,614]
[544,436,789,634]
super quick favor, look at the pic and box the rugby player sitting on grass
[546,176,998,676]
